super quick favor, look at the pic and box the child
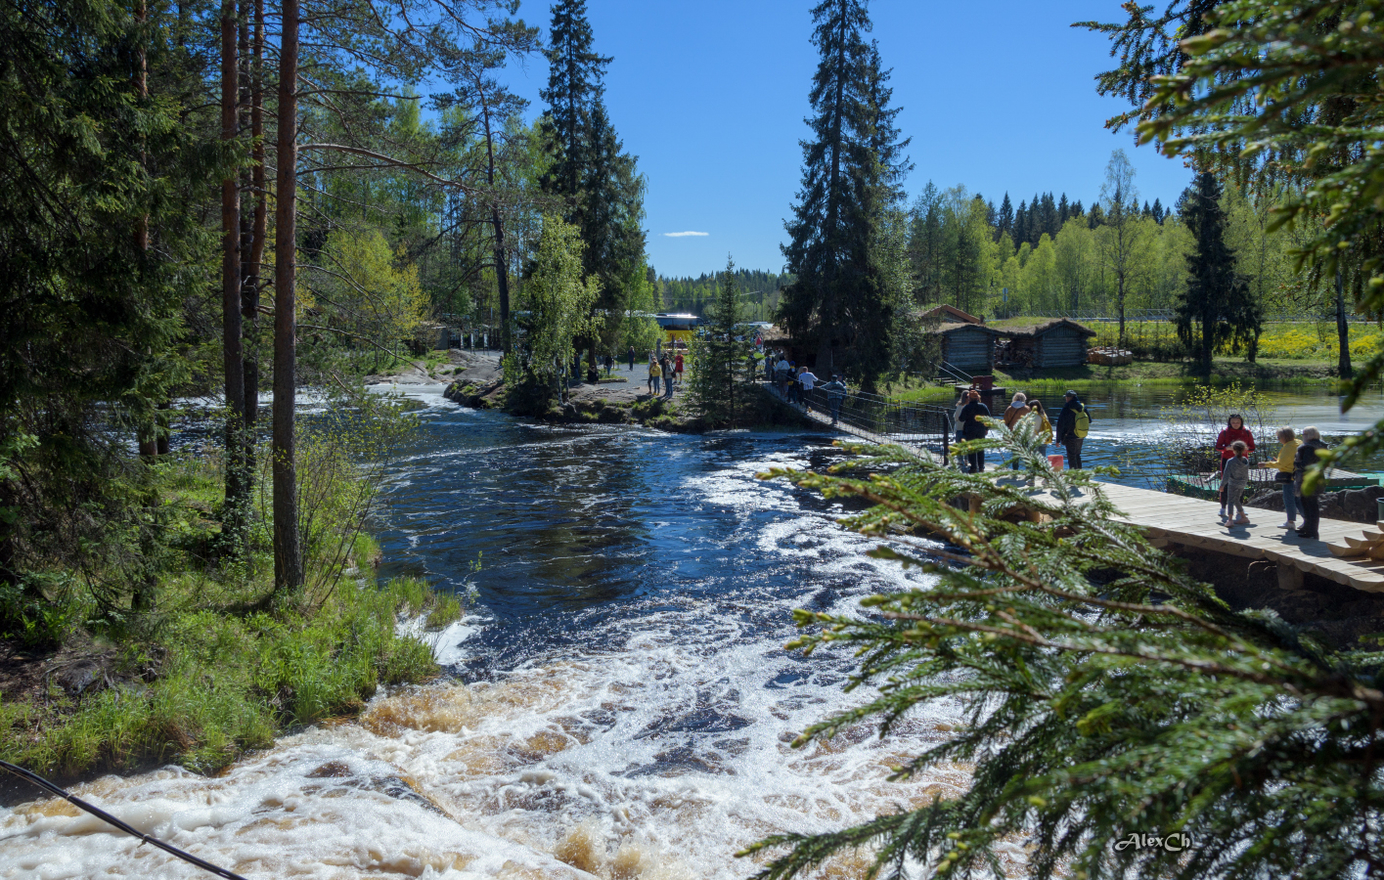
[1221,440,1252,526]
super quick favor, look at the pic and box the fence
[781,381,955,462]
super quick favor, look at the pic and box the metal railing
[771,380,954,463]
[937,361,973,385]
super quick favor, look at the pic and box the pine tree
[1176,171,1261,374]
[1057,192,1070,225]
[780,0,908,384]
[1039,192,1059,239]
[1014,200,1029,248]
[1151,197,1165,224]
[997,192,1014,243]
[687,256,759,426]
[538,0,645,378]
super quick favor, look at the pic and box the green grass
[0,453,450,780]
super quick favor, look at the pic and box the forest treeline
[905,157,1321,323]
[0,0,654,628]
[655,269,793,322]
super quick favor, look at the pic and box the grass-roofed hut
[998,319,1097,369]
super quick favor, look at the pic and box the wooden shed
[999,319,1097,369]
[936,322,1006,374]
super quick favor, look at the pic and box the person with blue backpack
[1055,390,1092,469]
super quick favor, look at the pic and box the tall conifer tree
[997,192,1014,243]
[538,0,645,379]
[687,256,758,427]
[1176,172,1260,374]
[780,0,908,384]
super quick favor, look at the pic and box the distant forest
[653,268,793,322]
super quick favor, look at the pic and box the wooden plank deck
[1071,482,1384,593]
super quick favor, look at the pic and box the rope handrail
[767,379,954,463]
[0,760,249,880]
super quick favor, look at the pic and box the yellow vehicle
[655,313,699,351]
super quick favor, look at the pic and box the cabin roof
[936,322,1007,336]
[1001,318,1097,338]
[919,304,982,324]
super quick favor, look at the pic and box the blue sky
[501,1,1192,279]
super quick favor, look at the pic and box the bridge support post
[1277,562,1304,592]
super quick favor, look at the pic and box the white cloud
[662,231,709,238]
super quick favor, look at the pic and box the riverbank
[434,349,820,432]
[0,450,457,789]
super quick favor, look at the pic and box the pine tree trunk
[221,0,247,538]
[243,0,265,463]
[1337,269,1353,379]
[273,0,302,592]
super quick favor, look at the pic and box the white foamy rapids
[1,417,1009,879]
[0,535,983,879]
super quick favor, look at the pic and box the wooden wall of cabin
[1035,327,1090,368]
[942,329,996,374]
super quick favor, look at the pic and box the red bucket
[1048,454,1065,471]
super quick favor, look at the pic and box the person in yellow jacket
[1025,400,1054,458]
[648,358,662,396]
[1271,427,1302,530]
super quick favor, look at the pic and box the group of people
[1214,415,1330,540]
[766,351,850,424]
[952,388,1092,474]
[646,349,683,397]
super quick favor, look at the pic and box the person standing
[952,389,970,443]
[1214,414,1256,520]
[628,345,636,372]
[797,366,819,410]
[674,351,684,390]
[1025,399,1053,460]
[603,353,614,376]
[1054,390,1091,469]
[1002,392,1030,470]
[660,354,673,397]
[821,375,847,425]
[1294,426,1329,540]
[1221,440,1252,526]
[1271,427,1302,530]
[959,389,991,473]
[775,355,791,395]
[648,357,661,395]
[1002,392,1029,429]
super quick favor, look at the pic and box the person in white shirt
[798,368,819,410]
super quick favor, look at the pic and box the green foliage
[747,427,1384,880]
[506,215,600,406]
[0,449,445,777]
[0,0,216,595]
[780,0,910,384]
[1127,0,1384,471]
[655,269,793,322]
[686,257,761,426]
[538,0,647,366]
[1177,172,1262,373]
[305,228,430,372]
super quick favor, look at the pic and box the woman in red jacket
[1215,414,1255,520]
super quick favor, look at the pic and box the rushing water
[7,379,1384,880]
[0,385,1002,880]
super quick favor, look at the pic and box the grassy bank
[886,356,1347,405]
[0,448,457,781]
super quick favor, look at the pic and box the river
[5,379,1384,879]
[0,384,997,880]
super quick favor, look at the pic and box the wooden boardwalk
[771,385,1384,592]
[1091,482,1384,593]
